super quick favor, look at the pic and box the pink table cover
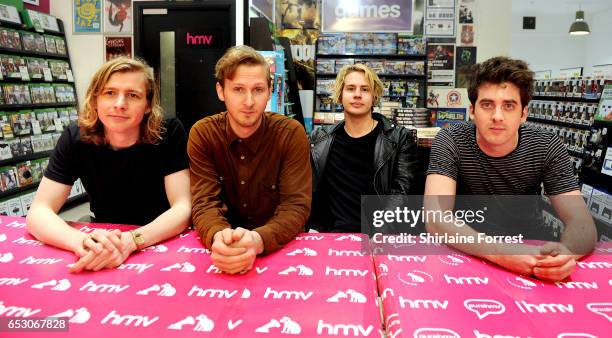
[0,216,382,337]
[373,241,611,338]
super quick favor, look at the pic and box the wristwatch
[130,230,145,249]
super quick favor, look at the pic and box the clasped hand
[492,242,577,282]
[211,227,264,274]
[70,229,137,273]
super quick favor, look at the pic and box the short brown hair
[467,56,534,108]
[215,45,271,88]
[79,57,164,145]
[332,63,384,108]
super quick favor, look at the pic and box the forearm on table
[255,204,309,254]
[192,200,232,249]
[139,201,191,248]
[26,206,86,253]
[560,217,597,259]
[550,191,598,257]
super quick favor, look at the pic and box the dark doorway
[133,1,236,132]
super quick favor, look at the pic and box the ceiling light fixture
[569,7,590,36]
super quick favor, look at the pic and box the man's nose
[114,94,127,109]
[492,106,504,122]
[244,91,254,106]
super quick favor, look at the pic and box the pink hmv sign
[374,243,612,338]
[0,216,382,337]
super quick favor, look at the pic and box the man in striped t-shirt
[425,57,596,282]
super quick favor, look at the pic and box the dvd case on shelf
[335,59,354,72]
[316,59,335,74]
[384,60,406,75]
[317,33,345,55]
[405,60,425,75]
[397,35,426,55]
[16,161,33,187]
[316,79,335,95]
[365,60,385,74]
[0,166,18,192]
[0,28,21,50]
[1,55,26,79]
[43,35,57,54]
[49,60,69,80]
[55,38,66,55]
[26,57,48,80]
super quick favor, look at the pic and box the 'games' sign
[322,0,413,32]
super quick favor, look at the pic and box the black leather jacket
[308,113,420,231]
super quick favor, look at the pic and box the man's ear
[216,82,225,102]
[521,105,528,122]
[468,104,475,120]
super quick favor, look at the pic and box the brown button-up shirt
[188,112,312,254]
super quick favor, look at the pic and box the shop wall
[584,6,612,75]
[473,0,511,61]
[511,2,612,78]
[510,9,586,77]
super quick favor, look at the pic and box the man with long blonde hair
[309,63,420,232]
[27,57,191,273]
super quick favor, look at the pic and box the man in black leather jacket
[309,63,421,232]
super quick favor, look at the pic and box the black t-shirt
[324,123,380,232]
[45,118,189,225]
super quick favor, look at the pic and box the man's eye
[481,102,493,109]
[504,103,515,110]
[103,90,115,96]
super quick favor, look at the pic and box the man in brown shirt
[188,45,312,274]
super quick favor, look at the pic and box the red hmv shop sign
[186,32,214,45]
[180,29,224,48]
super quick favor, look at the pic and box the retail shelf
[0,77,73,84]
[527,117,592,130]
[0,46,69,60]
[317,54,426,59]
[0,102,77,110]
[532,95,600,103]
[0,181,40,199]
[316,73,426,79]
[0,151,52,168]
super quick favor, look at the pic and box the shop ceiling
[512,0,611,14]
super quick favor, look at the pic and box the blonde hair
[332,63,384,108]
[215,45,271,88]
[79,57,164,145]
